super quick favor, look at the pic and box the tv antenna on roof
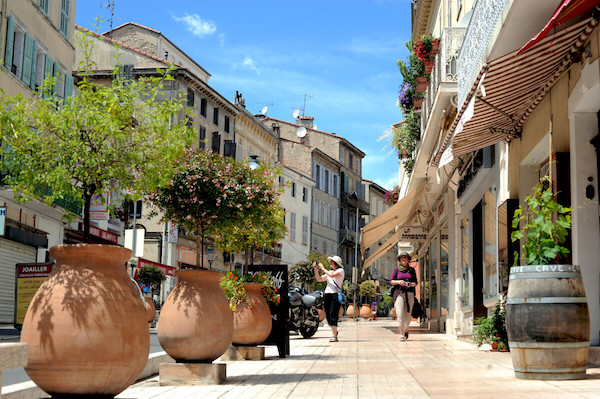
[302,94,313,116]
[296,126,307,138]
[260,105,268,115]
[101,1,116,32]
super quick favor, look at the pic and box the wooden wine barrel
[506,265,590,380]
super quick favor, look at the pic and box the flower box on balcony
[416,76,428,93]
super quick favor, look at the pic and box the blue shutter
[4,16,14,70]
[64,73,73,99]
[29,40,37,90]
[21,33,34,86]
[53,61,59,94]
[42,55,53,98]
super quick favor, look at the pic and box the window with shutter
[21,33,34,86]
[200,98,207,117]
[60,0,71,37]
[211,131,220,154]
[4,16,14,71]
[39,0,50,14]
[198,127,206,149]
[187,88,195,107]
[224,116,230,133]
[213,108,219,125]
[290,212,296,241]
[302,216,308,244]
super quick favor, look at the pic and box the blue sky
[75,0,413,191]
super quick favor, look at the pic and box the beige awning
[360,181,426,271]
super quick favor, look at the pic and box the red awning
[518,0,600,55]
[450,17,595,158]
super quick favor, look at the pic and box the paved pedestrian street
[117,319,600,399]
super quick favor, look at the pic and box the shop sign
[90,191,110,220]
[177,246,207,267]
[138,257,176,277]
[399,226,428,242]
[14,263,53,327]
[89,225,119,244]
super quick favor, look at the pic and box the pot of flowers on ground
[473,295,508,352]
[508,175,588,380]
[220,271,280,345]
[6,31,194,397]
[359,281,376,319]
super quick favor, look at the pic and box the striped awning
[451,17,596,158]
[360,181,427,270]
[518,0,600,55]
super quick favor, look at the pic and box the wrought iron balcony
[456,0,508,108]
[341,191,370,214]
[421,27,467,129]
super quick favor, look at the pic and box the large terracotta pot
[21,244,149,397]
[145,297,156,323]
[360,303,372,319]
[232,283,272,345]
[157,269,232,361]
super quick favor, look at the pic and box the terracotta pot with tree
[0,30,194,397]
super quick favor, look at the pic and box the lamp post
[249,154,260,170]
[349,192,359,318]
[206,246,216,270]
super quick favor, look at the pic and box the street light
[249,154,260,170]
[206,246,216,269]
[349,192,359,318]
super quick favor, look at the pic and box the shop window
[483,186,498,301]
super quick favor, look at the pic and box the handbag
[411,297,423,319]
[386,285,398,297]
[333,280,347,304]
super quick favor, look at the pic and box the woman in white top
[313,255,345,342]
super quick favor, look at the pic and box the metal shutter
[0,239,36,323]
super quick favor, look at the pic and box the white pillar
[569,112,600,346]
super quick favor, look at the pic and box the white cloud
[172,14,216,38]
[242,57,260,73]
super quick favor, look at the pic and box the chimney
[296,116,314,129]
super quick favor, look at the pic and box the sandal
[329,336,338,342]
[399,336,407,341]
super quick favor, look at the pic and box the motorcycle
[288,286,323,338]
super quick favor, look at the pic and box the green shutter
[29,41,37,90]
[42,54,53,98]
[64,73,73,99]
[4,16,14,70]
[21,33,34,86]
[53,61,59,95]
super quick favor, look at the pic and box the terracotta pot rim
[49,244,132,265]
[175,268,223,280]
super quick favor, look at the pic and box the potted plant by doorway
[508,174,589,380]
[472,295,508,352]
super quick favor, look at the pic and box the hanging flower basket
[413,96,423,110]
[431,40,440,57]
[424,59,433,74]
[416,76,428,93]
[413,36,440,62]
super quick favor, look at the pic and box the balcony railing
[421,27,467,128]
[456,0,507,108]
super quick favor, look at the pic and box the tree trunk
[196,224,205,270]
[82,184,96,243]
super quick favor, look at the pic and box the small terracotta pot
[21,244,149,397]
[413,97,423,110]
[232,283,272,345]
[360,304,371,319]
[416,76,428,93]
[424,59,433,74]
[145,297,156,323]
[158,269,232,361]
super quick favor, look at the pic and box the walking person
[390,252,418,341]
[313,255,345,342]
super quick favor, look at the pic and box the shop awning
[517,0,600,55]
[451,17,596,158]
[360,181,427,270]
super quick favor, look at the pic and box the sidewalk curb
[1,352,174,399]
